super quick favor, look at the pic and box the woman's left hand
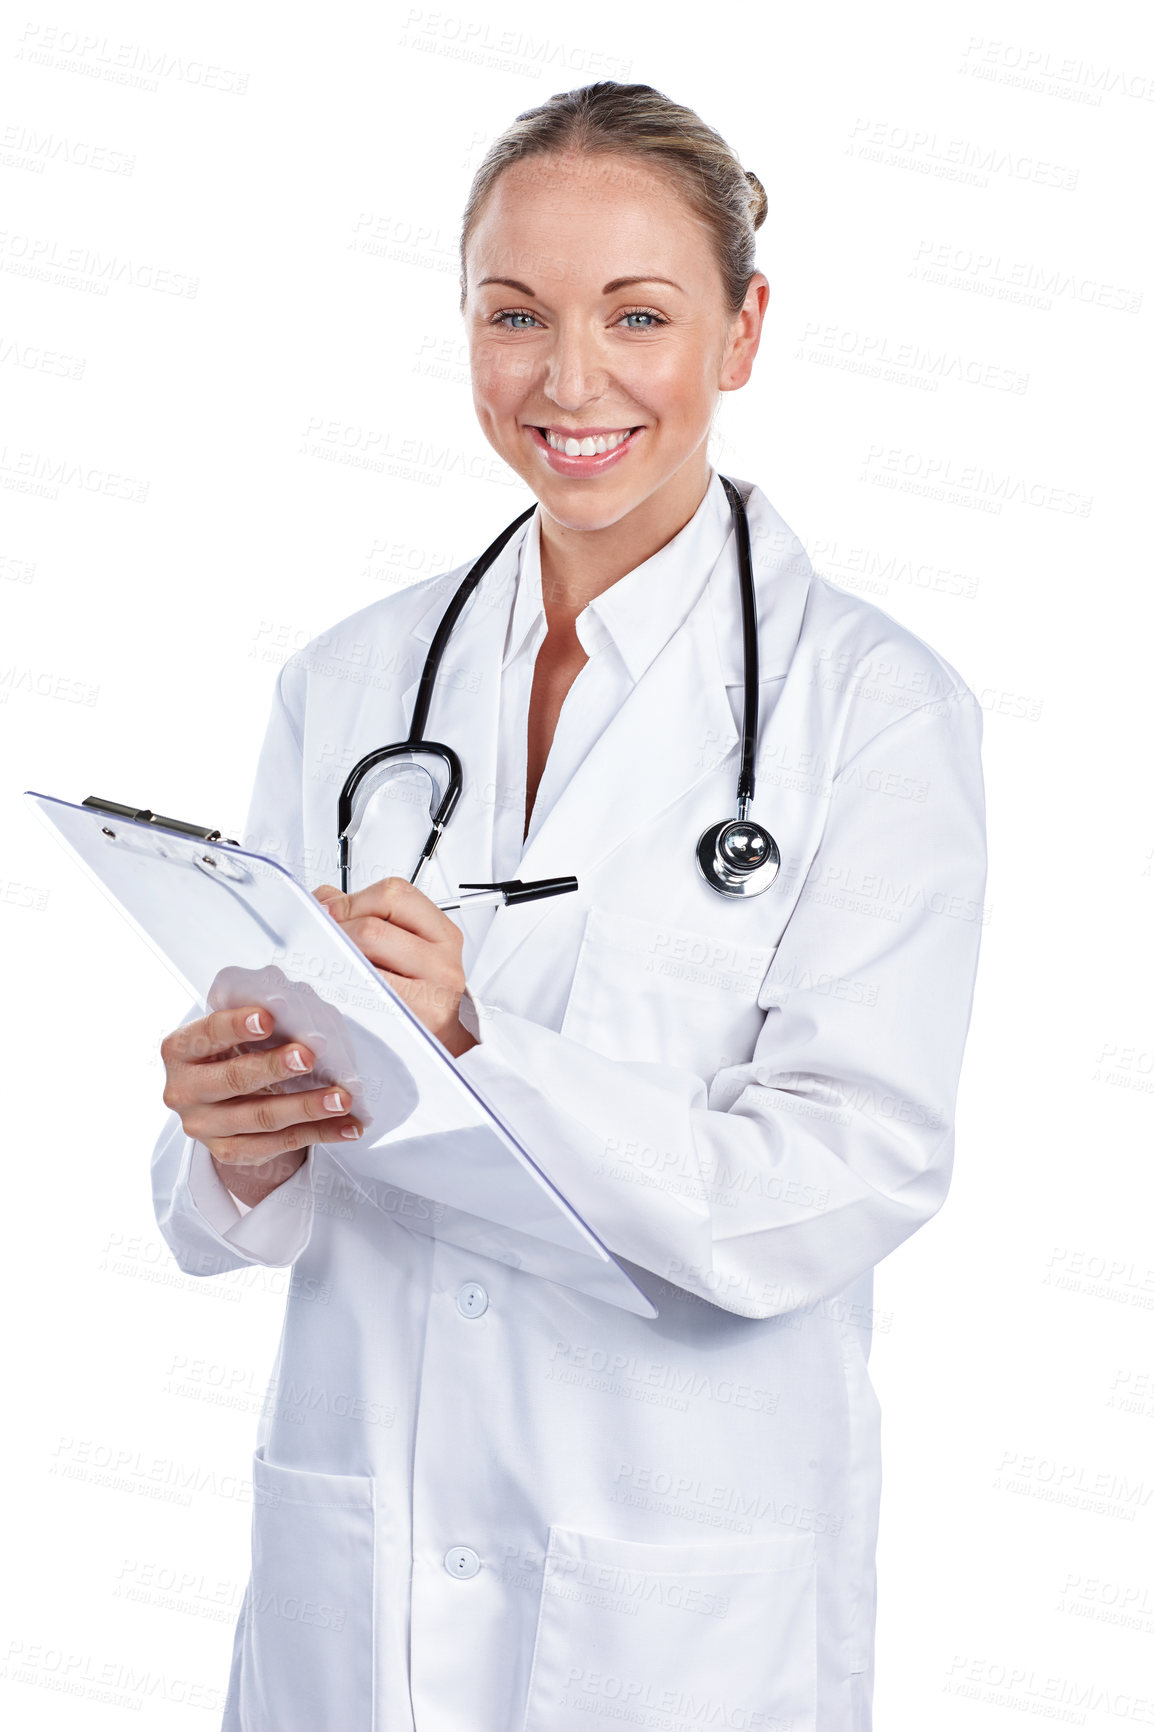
[311,878,478,1058]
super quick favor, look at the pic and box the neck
[537,453,714,633]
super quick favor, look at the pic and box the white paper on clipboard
[25,789,656,1317]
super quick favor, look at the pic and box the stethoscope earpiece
[695,818,780,898]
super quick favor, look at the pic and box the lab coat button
[444,1546,481,1579]
[456,1282,489,1318]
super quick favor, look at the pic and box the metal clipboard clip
[82,794,253,888]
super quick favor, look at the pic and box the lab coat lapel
[467,585,738,996]
[464,478,814,997]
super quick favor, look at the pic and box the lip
[526,424,643,476]
[539,425,638,438]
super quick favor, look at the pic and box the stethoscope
[337,473,780,900]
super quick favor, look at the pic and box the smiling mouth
[533,426,642,456]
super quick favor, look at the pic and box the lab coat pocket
[237,1449,376,1731]
[560,908,777,1076]
[521,1526,816,1732]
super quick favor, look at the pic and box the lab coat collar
[399,473,814,995]
[502,510,544,669]
[709,476,815,684]
[504,468,736,684]
[407,472,814,680]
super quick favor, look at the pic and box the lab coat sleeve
[151,659,319,1275]
[455,690,987,1319]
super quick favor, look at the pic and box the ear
[719,273,770,393]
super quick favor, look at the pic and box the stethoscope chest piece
[695,818,780,898]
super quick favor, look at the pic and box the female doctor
[154,81,987,1732]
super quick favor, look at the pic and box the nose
[542,320,607,412]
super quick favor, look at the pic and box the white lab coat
[151,474,987,1732]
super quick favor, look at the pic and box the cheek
[471,346,531,410]
[625,342,713,424]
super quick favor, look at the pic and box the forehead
[467,151,714,282]
[486,151,682,207]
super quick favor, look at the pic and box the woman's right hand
[160,1005,363,1207]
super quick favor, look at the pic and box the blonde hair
[458,81,767,316]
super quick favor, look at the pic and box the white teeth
[544,428,633,455]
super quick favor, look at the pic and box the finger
[162,1005,276,1068]
[189,1080,359,1146]
[167,1038,317,1109]
[340,915,432,978]
[208,1108,364,1169]
[320,875,451,945]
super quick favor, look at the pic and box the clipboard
[25,790,656,1318]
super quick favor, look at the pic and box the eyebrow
[476,275,684,296]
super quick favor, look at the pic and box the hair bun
[744,169,767,231]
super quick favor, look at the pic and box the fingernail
[246,1013,266,1035]
[324,1091,345,1112]
[286,1050,309,1073]
[340,1124,362,1139]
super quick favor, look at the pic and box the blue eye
[488,306,669,331]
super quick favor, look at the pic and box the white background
[2,0,1152,1725]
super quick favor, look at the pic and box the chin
[534,483,646,533]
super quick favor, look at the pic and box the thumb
[312,882,341,905]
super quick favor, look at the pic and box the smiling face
[462,151,767,540]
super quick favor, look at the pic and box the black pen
[434,876,578,912]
